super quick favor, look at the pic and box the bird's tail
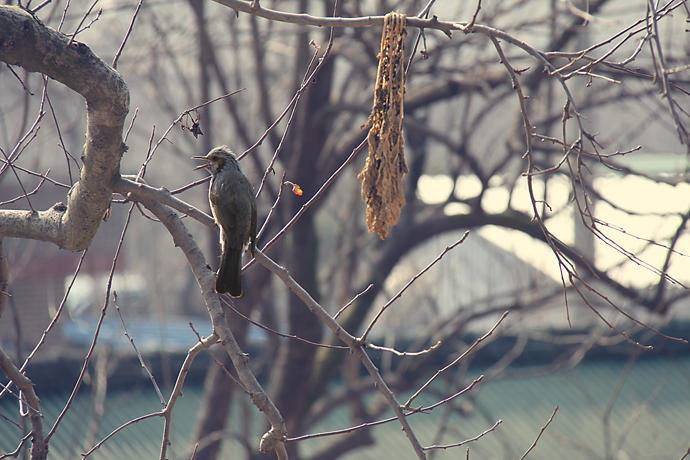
[216,243,244,297]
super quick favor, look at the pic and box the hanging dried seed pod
[358,12,408,240]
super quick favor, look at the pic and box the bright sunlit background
[417,164,690,289]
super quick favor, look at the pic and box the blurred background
[1,0,690,459]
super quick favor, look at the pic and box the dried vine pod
[358,12,408,240]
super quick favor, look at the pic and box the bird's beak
[191,155,211,170]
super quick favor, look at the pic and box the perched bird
[193,146,257,297]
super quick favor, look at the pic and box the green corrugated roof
[2,355,689,459]
[327,356,690,460]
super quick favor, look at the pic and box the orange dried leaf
[292,184,303,196]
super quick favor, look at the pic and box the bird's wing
[211,200,244,250]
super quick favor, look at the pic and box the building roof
[1,353,688,459]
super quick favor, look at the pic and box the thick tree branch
[133,195,288,458]
[0,5,129,250]
[115,176,215,228]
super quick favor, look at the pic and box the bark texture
[0,5,129,250]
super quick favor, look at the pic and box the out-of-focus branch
[0,5,129,251]
[645,0,690,149]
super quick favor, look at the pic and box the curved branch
[0,5,129,250]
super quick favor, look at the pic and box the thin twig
[467,0,482,29]
[113,291,166,405]
[679,442,690,460]
[43,76,80,185]
[0,168,50,207]
[124,108,138,143]
[361,232,469,340]
[288,376,482,443]
[255,137,367,256]
[189,322,249,392]
[251,22,337,199]
[367,340,441,357]
[46,199,134,442]
[334,284,373,320]
[0,431,33,460]
[82,412,165,457]
[0,104,45,178]
[518,406,558,460]
[170,175,211,195]
[405,311,509,408]
[4,64,33,94]
[112,0,144,69]
[424,419,501,451]
[646,0,689,147]
[68,0,100,44]
[222,296,348,349]
[0,149,35,212]
[0,160,69,189]
[255,250,428,459]
[0,249,88,401]
[138,90,244,183]
[255,172,286,243]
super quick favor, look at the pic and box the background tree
[1,0,689,459]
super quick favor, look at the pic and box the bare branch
[223,296,348,349]
[288,375,483,443]
[518,406,558,460]
[212,0,463,32]
[82,412,165,458]
[254,249,428,460]
[423,419,501,451]
[0,5,129,251]
[112,0,143,69]
[405,311,509,409]
[46,197,134,442]
[646,0,690,148]
[113,291,166,405]
[131,196,288,458]
[361,232,469,340]
[367,340,441,357]
[0,347,47,460]
[115,176,215,228]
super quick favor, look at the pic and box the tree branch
[133,195,288,458]
[0,347,47,460]
[213,0,461,32]
[254,250,428,460]
[0,5,128,250]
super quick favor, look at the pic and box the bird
[193,146,257,297]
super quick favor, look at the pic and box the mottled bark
[0,5,129,250]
